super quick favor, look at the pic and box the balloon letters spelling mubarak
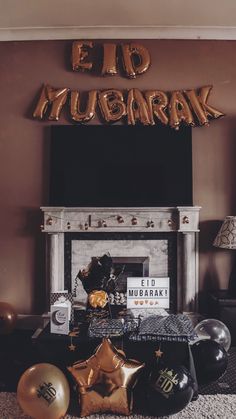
[32,41,224,129]
[33,84,224,129]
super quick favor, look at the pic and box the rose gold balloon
[17,363,70,419]
[0,302,17,334]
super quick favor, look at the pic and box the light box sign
[127,277,169,309]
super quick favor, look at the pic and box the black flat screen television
[49,125,192,207]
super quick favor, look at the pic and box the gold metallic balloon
[70,90,98,122]
[184,88,209,126]
[88,290,108,308]
[17,363,70,419]
[169,90,194,129]
[122,43,151,78]
[98,89,126,122]
[145,90,169,125]
[71,41,94,72]
[101,43,118,76]
[0,302,17,334]
[33,84,69,121]
[127,88,151,125]
[185,85,224,126]
[68,338,145,417]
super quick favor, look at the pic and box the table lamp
[213,216,236,296]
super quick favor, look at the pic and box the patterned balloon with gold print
[147,363,194,416]
[17,363,70,419]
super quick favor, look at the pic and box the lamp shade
[213,216,236,249]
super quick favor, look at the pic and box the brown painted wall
[0,39,235,314]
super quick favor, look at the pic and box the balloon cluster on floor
[16,319,231,418]
[190,318,230,385]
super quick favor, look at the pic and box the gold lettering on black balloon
[37,382,57,406]
[156,368,179,398]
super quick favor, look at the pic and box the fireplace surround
[41,206,200,315]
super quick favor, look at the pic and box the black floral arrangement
[77,253,119,293]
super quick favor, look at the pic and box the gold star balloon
[67,338,145,416]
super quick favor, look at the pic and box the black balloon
[191,339,228,385]
[147,364,194,416]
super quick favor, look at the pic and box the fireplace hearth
[41,206,200,315]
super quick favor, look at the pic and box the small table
[208,290,236,345]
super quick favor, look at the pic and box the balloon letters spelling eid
[71,41,151,78]
[67,338,144,416]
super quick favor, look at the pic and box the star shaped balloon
[67,338,145,416]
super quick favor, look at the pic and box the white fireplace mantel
[41,206,201,314]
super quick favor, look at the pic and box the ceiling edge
[1,25,236,41]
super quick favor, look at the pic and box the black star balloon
[67,338,145,416]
